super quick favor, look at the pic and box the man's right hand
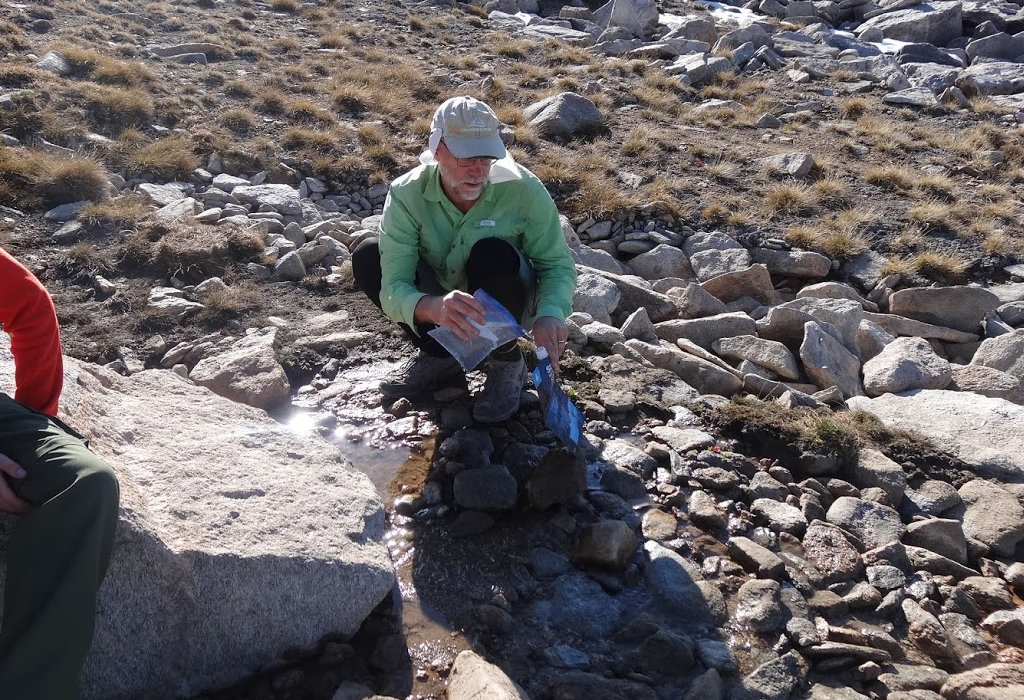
[0,452,30,514]
[415,291,486,341]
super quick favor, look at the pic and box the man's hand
[533,316,569,373]
[0,452,30,514]
[415,291,486,341]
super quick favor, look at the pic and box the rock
[626,243,693,281]
[949,364,1024,404]
[801,322,864,398]
[750,248,831,279]
[684,668,723,700]
[541,670,657,700]
[903,518,967,564]
[729,536,786,580]
[947,479,1024,557]
[902,598,954,661]
[862,337,952,396]
[526,449,585,510]
[971,329,1024,380]
[573,520,637,571]
[656,312,757,349]
[712,335,800,380]
[751,499,807,536]
[981,609,1024,647]
[523,92,603,141]
[232,184,302,216]
[847,391,1024,481]
[857,1,963,46]
[826,497,905,550]
[889,287,1000,334]
[533,572,623,639]
[736,578,783,633]
[904,480,960,517]
[189,330,290,410]
[850,448,906,507]
[758,152,816,177]
[624,340,742,397]
[701,264,777,306]
[147,287,205,322]
[636,629,695,675]
[956,60,1024,96]
[0,355,392,699]
[447,650,530,700]
[876,663,949,693]
[733,650,808,700]
[801,521,864,584]
[644,542,726,627]
[453,465,518,511]
[939,663,1024,700]
[273,251,307,281]
[574,272,621,324]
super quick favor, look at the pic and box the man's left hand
[533,316,569,373]
[0,452,30,514]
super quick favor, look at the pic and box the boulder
[861,336,952,396]
[523,92,603,141]
[857,2,963,46]
[847,391,1024,481]
[889,287,1000,334]
[189,329,290,410]
[0,353,393,700]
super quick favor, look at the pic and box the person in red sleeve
[0,246,120,699]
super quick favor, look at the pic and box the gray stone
[523,92,603,140]
[826,497,905,550]
[948,480,1024,557]
[801,321,864,398]
[190,330,289,410]
[0,355,392,700]
[447,650,529,699]
[889,286,1001,334]
[453,466,518,511]
[847,391,1024,481]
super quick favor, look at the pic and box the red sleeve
[0,247,63,416]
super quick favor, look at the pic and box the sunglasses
[441,141,497,168]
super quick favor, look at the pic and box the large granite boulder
[848,390,1024,482]
[0,352,394,700]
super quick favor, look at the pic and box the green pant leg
[0,394,120,700]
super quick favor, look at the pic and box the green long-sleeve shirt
[378,161,577,332]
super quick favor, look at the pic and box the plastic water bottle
[532,346,583,448]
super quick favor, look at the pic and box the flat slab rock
[0,352,394,699]
[847,390,1024,481]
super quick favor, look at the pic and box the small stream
[282,358,470,698]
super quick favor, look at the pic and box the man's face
[435,141,494,205]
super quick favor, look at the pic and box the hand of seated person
[0,452,30,514]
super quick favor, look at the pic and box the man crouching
[353,95,576,423]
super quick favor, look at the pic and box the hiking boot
[380,351,464,398]
[472,351,527,424]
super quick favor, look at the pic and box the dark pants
[0,393,120,700]
[352,236,530,358]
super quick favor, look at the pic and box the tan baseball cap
[431,95,507,160]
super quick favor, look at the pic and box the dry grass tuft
[221,108,257,135]
[864,167,914,192]
[785,210,873,258]
[0,148,110,206]
[78,195,151,231]
[765,184,816,216]
[82,83,154,134]
[907,200,966,230]
[910,250,971,283]
[57,45,156,87]
[125,137,198,180]
[127,220,266,282]
[981,230,1023,256]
